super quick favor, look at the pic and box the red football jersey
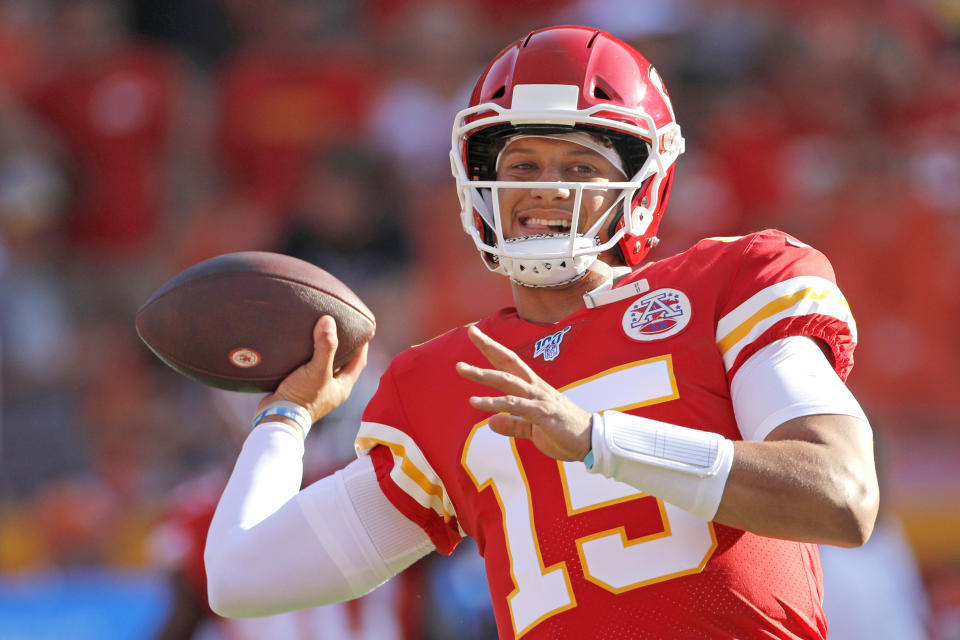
[357,230,856,639]
[29,43,180,251]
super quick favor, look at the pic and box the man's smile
[516,209,574,236]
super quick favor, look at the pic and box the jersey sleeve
[714,230,857,382]
[354,365,464,555]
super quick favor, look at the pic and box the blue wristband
[583,449,595,470]
[253,402,312,437]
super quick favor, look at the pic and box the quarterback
[205,26,878,639]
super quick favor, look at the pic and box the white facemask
[462,133,633,288]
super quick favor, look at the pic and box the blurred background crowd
[0,0,957,638]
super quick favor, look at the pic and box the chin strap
[582,262,649,309]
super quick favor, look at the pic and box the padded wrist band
[253,400,313,438]
[587,410,734,521]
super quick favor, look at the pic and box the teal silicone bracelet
[254,406,311,436]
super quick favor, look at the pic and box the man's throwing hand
[257,315,368,424]
[456,325,592,461]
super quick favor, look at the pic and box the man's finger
[310,315,339,378]
[488,414,533,440]
[456,361,530,396]
[468,394,541,420]
[467,326,534,377]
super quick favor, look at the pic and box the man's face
[494,136,625,241]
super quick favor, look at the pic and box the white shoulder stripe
[355,422,460,529]
[716,276,855,372]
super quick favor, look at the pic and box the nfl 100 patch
[621,288,692,342]
[533,326,572,361]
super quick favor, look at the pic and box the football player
[205,26,878,639]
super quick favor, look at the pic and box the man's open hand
[455,325,592,461]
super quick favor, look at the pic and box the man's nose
[529,165,571,201]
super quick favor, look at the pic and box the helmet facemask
[458,159,639,287]
[452,109,678,288]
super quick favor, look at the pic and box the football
[135,252,376,393]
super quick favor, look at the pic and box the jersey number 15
[462,355,717,637]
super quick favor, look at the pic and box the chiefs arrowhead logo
[229,347,262,368]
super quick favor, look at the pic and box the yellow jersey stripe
[717,287,849,355]
[355,436,453,518]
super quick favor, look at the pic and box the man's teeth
[526,218,571,229]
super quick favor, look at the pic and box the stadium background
[0,0,957,637]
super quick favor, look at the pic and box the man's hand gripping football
[258,315,369,424]
[456,325,592,461]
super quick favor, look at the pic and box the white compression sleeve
[731,336,869,442]
[339,454,436,572]
[205,422,434,618]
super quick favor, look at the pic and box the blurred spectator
[164,180,280,274]
[214,0,379,219]
[31,474,121,567]
[553,0,694,46]
[365,0,488,183]
[817,179,959,424]
[280,145,411,292]
[928,566,960,640]
[278,144,417,353]
[367,0,576,35]
[129,0,237,69]
[697,86,796,230]
[0,92,87,499]
[0,0,51,96]
[654,150,741,256]
[0,94,70,385]
[26,0,185,261]
[421,538,497,640]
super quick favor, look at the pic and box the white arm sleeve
[731,336,869,442]
[205,422,434,618]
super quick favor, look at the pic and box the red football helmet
[451,25,683,287]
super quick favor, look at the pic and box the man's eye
[570,164,597,175]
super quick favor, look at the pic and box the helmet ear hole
[632,206,651,236]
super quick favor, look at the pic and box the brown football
[135,252,375,393]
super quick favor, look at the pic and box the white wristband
[253,400,314,438]
[585,411,734,521]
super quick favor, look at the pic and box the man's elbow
[206,563,238,618]
[832,469,880,548]
[207,586,246,620]
[205,546,258,619]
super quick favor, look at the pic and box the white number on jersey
[462,355,717,637]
